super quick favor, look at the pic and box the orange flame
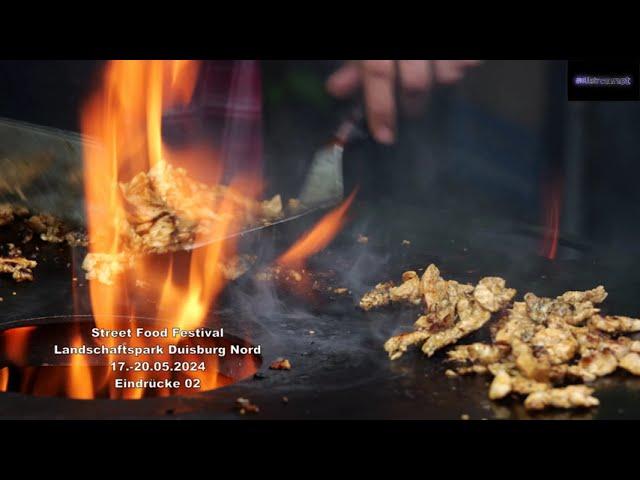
[277,188,358,268]
[541,177,562,260]
[68,330,94,400]
[0,367,8,392]
[2,326,35,365]
[73,60,258,399]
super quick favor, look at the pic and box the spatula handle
[333,104,367,147]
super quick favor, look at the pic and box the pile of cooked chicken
[361,264,640,411]
[83,160,296,285]
[117,160,285,255]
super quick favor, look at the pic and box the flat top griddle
[1,201,639,420]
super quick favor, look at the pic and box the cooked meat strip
[421,297,491,357]
[524,385,599,410]
[447,343,510,365]
[488,365,550,398]
[588,315,640,334]
[0,256,37,282]
[558,286,607,305]
[568,349,618,382]
[473,277,516,312]
[524,291,599,326]
[531,327,578,365]
[389,271,422,305]
[619,353,640,376]
[384,331,431,360]
[359,282,394,311]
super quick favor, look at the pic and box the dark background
[1,60,639,259]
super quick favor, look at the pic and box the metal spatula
[298,105,366,209]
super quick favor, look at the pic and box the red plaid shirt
[164,60,263,179]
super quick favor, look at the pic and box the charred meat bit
[357,234,368,244]
[269,358,292,370]
[236,397,260,415]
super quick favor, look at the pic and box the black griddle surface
[1,201,640,419]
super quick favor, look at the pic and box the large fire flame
[74,60,256,398]
[0,60,356,400]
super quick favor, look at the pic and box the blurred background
[0,60,638,259]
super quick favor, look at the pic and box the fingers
[326,62,361,98]
[433,60,480,84]
[433,60,466,84]
[398,60,431,116]
[361,60,396,144]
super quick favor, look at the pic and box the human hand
[327,60,480,144]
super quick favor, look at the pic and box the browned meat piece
[531,327,578,365]
[488,366,550,399]
[389,271,422,305]
[447,343,510,365]
[82,252,134,286]
[25,213,67,243]
[421,265,474,322]
[64,231,89,247]
[524,291,599,326]
[0,203,30,227]
[514,345,552,382]
[473,277,516,312]
[494,302,540,344]
[588,315,640,334]
[0,256,37,282]
[219,255,256,281]
[524,385,599,410]
[384,330,431,360]
[360,282,394,311]
[619,353,640,376]
[236,397,260,414]
[489,370,512,399]
[269,358,292,370]
[260,195,283,222]
[558,286,607,305]
[568,349,618,382]
[421,297,491,357]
